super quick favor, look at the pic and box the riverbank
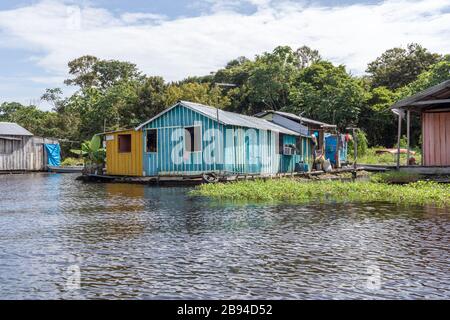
[191,178,450,206]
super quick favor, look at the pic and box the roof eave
[390,80,450,111]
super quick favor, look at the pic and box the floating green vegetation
[191,179,450,207]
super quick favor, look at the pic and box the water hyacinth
[191,179,450,207]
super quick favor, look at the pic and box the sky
[0,0,449,110]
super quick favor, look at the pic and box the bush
[348,130,368,157]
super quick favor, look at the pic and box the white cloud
[120,12,167,24]
[0,0,449,88]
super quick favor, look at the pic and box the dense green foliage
[1,43,448,154]
[347,130,369,157]
[191,179,450,206]
[70,135,106,165]
[366,43,442,90]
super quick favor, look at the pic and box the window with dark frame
[118,134,132,153]
[146,129,157,153]
[185,126,201,152]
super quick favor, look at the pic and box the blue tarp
[325,135,348,165]
[44,144,61,166]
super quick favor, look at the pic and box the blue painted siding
[142,104,312,176]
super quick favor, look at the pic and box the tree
[64,55,142,90]
[41,88,65,112]
[130,76,167,123]
[212,56,252,114]
[398,55,450,98]
[0,102,63,138]
[295,45,322,69]
[289,61,365,130]
[358,86,399,147]
[246,46,300,113]
[164,82,230,108]
[65,82,140,140]
[366,43,441,90]
[93,59,142,90]
[64,55,99,88]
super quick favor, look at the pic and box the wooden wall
[0,136,59,171]
[105,130,143,176]
[422,111,450,166]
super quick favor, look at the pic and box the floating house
[104,101,314,177]
[391,80,450,167]
[255,110,347,166]
[0,122,60,172]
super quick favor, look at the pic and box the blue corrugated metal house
[135,101,313,177]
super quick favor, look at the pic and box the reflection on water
[0,173,449,299]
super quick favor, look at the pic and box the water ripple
[0,173,449,299]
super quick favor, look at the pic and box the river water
[0,173,448,299]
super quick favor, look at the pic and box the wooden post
[353,128,357,170]
[406,110,410,166]
[396,112,402,169]
[336,131,341,169]
[421,112,424,166]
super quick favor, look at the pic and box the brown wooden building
[0,122,59,172]
[391,80,450,167]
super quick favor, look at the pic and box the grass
[348,147,422,165]
[371,171,423,184]
[191,178,450,207]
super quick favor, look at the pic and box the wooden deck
[77,167,365,185]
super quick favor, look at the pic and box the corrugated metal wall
[423,111,450,166]
[142,104,312,176]
[0,136,58,171]
[106,130,143,176]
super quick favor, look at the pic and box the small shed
[103,129,143,176]
[0,122,59,172]
[115,101,313,177]
[391,80,450,167]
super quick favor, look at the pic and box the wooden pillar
[336,132,341,169]
[396,112,402,169]
[421,112,424,166]
[406,110,411,166]
[353,128,357,170]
